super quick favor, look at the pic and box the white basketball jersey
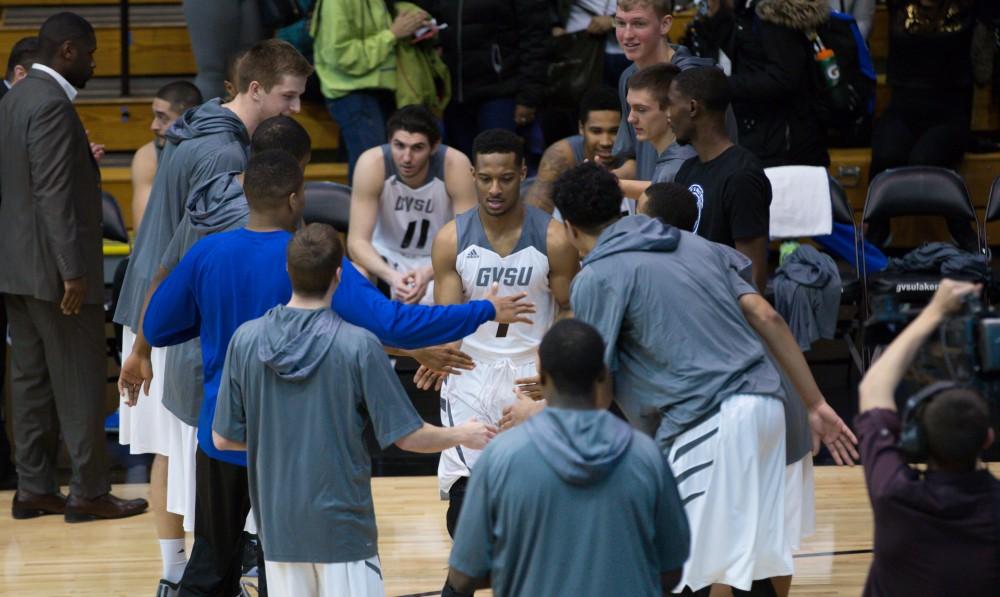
[372,143,453,259]
[454,206,557,359]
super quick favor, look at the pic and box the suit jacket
[0,69,103,305]
[0,82,8,101]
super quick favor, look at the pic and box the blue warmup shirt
[144,228,496,466]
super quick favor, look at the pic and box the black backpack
[808,10,877,147]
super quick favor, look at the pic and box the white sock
[159,538,187,583]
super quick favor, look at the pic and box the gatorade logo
[826,64,840,83]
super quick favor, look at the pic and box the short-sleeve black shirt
[674,145,771,246]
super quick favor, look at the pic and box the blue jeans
[326,89,395,182]
[443,98,517,159]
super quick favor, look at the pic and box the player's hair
[6,37,39,79]
[236,39,312,94]
[472,129,524,166]
[673,66,731,114]
[155,80,203,115]
[578,86,621,125]
[627,63,681,109]
[617,0,674,19]
[539,320,607,400]
[286,223,344,298]
[38,12,94,62]
[642,182,698,231]
[552,162,623,232]
[923,388,991,471]
[387,104,441,146]
[251,116,312,163]
[244,149,304,211]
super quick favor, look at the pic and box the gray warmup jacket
[773,244,842,352]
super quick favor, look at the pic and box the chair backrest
[303,181,351,233]
[102,191,129,243]
[863,166,977,224]
[829,176,853,226]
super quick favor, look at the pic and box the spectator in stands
[421,0,551,158]
[0,12,149,522]
[611,0,719,180]
[553,0,629,89]
[131,81,204,229]
[526,86,621,213]
[699,0,830,168]
[1,36,39,99]
[311,0,431,179]
[638,181,699,231]
[670,67,771,292]
[868,0,996,251]
[617,63,688,199]
[830,0,875,38]
[444,319,689,597]
[857,278,1000,596]
[0,35,39,491]
[182,0,264,100]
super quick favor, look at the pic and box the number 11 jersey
[372,143,454,260]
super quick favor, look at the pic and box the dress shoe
[11,489,67,519]
[64,492,148,523]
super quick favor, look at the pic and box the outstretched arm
[525,141,575,213]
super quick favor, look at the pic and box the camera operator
[857,279,1000,597]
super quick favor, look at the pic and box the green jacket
[394,2,451,115]
[311,0,397,99]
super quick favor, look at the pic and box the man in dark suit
[0,12,147,521]
[0,36,40,491]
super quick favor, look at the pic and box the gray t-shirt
[213,306,424,563]
[571,216,783,448]
[638,143,698,184]
[449,409,690,596]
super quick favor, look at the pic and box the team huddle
[112,37,860,597]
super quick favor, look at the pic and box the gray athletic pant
[5,294,109,499]
[183,0,264,101]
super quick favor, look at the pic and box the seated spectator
[526,86,621,213]
[857,278,1000,596]
[617,63,689,199]
[700,0,830,168]
[311,0,431,179]
[423,0,550,158]
[131,81,204,229]
[444,319,689,597]
[868,0,996,251]
[638,181,699,231]
[670,67,771,292]
[555,0,629,89]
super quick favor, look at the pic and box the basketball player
[131,81,203,229]
[431,129,579,537]
[115,40,312,596]
[525,86,620,214]
[348,104,478,305]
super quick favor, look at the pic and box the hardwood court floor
[2,465,990,596]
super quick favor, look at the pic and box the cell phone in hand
[413,21,447,43]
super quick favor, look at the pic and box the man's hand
[456,419,498,450]
[390,271,417,302]
[485,282,535,324]
[514,374,543,401]
[411,343,475,375]
[515,105,536,127]
[808,401,860,465]
[500,389,546,431]
[926,279,982,318]
[403,266,433,304]
[60,277,86,315]
[118,350,154,406]
[587,15,614,35]
[414,365,448,391]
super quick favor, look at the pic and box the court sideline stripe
[394,550,876,596]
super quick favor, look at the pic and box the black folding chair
[302,181,351,233]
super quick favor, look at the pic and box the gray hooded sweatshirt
[571,215,783,449]
[158,171,250,425]
[214,306,424,563]
[114,98,250,329]
[450,407,690,597]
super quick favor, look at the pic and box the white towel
[765,166,833,240]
